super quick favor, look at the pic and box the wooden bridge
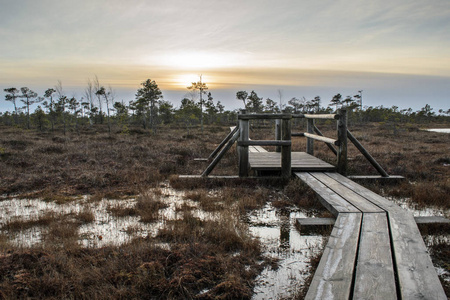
[194,111,447,299]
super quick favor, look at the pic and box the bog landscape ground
[0,121,449,299]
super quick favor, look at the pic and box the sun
[169,73,215,89]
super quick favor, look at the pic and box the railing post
[306,118,314,155]
[281,116,292,178]
[337,109,348,175]
[275,118,281,152]
[239,116,250,177]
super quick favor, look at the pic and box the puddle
[424,128,450,133]
[390,197,450,218]
[1,183,448,298]
[248,204,326,300]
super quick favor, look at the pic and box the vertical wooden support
[281,117,291,178]
[306,118,314,155]
[337,109,348,175]
[239,118,250,177]
[275,119,281,152]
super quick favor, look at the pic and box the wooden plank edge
[347,175,405,180]
[295,216,450,227]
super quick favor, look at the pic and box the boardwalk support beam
[337,109,348,175]
[347,129,389,177]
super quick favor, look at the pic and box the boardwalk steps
[296,172,447,300]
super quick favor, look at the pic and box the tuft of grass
[107,203,137,217]
[135,193,168,223]
[74,208,95,224]
[2,212,61,232]
[185,190,222,212]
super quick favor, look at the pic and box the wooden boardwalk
[296,172,447,300]
[249,151,335,172]
[242,130,446,299]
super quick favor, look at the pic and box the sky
[1,0,449,113]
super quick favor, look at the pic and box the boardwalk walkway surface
[296,172,447,300]
[246,140,446,299]
[249,152,335,172]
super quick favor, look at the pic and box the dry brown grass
[0,122,448,298]
[0,125,234,198]
[135,192,168,223]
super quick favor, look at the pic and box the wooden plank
[297,216,450,226]
[295,172,360,215]
[248,152,335,172]
[325,172,401,212]
[305,213,362,300]
[323,173,446,298]
[348,175,405,180]
[296,218,335,226]
[388,210,447,299]
[354,213,397,300]
[311,173,384,213]
[249,145,267,153]
[414,216,450,224]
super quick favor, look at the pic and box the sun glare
[171,73,206,88]
[153,51,244,70]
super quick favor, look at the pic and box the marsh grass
[135,192,168,223]
[107,203,137,217]
[0,123,448,298]
[3,212,62,232]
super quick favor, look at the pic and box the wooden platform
[249,152,335,172]
[296,172,447,300]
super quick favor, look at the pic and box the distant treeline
[2,78,449,134]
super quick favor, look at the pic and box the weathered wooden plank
[324,173,446,299]
[295,172,360,215]
[414,216,450,224]
[248,145,267,153]
[354,213,397,300]
[348,175,405,180]
[296,218,336,226]
[296,216,449,226]
[311,173,384,213]
[325,172,401,212]
[305,213,362,300]
[388,210,447,299]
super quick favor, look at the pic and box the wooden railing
[201,109,391,179]
[292,109,348,175]
[237,113,292,177]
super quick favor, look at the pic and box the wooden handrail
[237,140,291,147]
[238,113,291,120]
[292,113,339,120]
[303,133,339,146]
